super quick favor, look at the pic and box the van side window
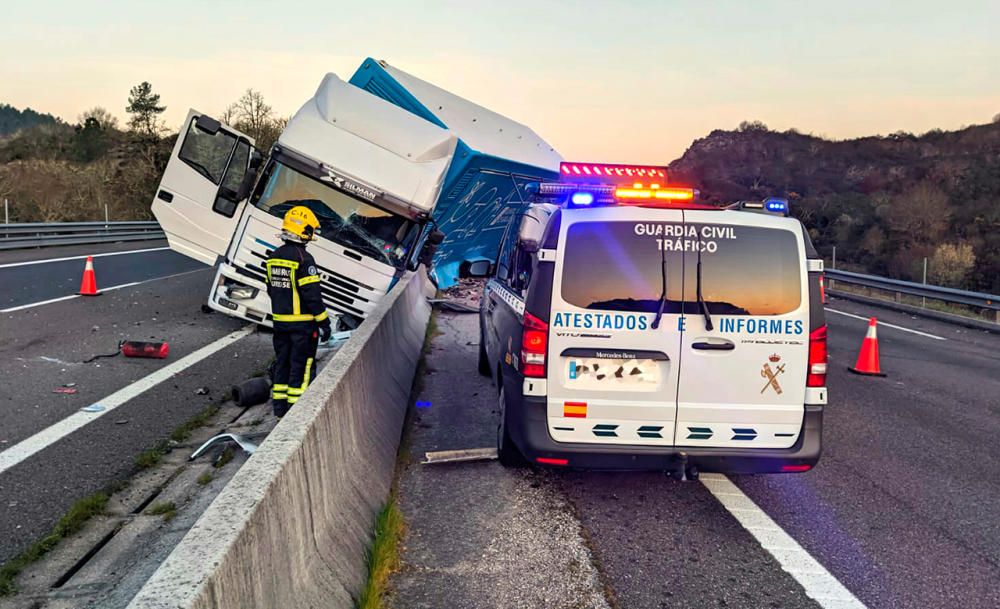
[178,118,238,185]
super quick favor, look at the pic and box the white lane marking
[701,474,868,609]
[0,325,254,476]
[825,308,946,341]
[0,246,170,269]
[1,268,206,313]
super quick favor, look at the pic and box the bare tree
[227,89,273,138]
[78,107,119,130]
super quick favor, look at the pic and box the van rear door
[151,110,256,266]
[546,207,686,446]
[675,211,809,448]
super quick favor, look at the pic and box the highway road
[391,301,1000,609]
[0,243,274,566]
[2,242,998,608]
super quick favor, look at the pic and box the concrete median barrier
[127,271,433,609]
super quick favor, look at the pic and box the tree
[929,243,976,287]
[78,107,119,131]
[738,120,769,133]
[224,89,286,151]
[126,81,166,138]
[72,117,110,162]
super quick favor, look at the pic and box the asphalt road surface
[0,240,203,311]
[391,301,1000,609]
[0,244,275,566]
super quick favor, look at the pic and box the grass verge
[146,501,177,522]
[355,494,404,609]
[0,491,109,596]
[169,403,222,443]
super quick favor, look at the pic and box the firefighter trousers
[271,329,318,417]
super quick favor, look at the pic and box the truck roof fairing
[279,73,458,215]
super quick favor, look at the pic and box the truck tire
[497,386,527,468]
[478,322,491,377]
[232,377,271,408]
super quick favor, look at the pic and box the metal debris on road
[52,387,78,394]
[422,447,498,464]
[194,387,210,395]
[189,433,259,460]
[81,404,105,413]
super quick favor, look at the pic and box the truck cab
[151,58,560,337]
[468,163,828,476]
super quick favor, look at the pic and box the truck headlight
[227,286,259,299]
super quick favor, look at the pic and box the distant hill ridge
[0,103,60,137]
[668,120,1000,203]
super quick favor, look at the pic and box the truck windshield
[560,221,801,315]
[251,161,418,267]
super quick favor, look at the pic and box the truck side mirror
[194,115,221,135]
[418,229,445,267]
[459,259,493,278]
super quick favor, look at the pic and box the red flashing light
[560,162,667,184]
[536,457,569,466]
[521,312,548,378]
[781,464,812,473]
[807,325,828,387]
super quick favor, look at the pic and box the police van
[462,163,827,477]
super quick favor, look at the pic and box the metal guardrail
[825,268,1000,323]
[0,221,164,250]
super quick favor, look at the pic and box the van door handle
[692,341,735,351]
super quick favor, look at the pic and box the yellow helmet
[282,206,320,241]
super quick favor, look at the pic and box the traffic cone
[848,317,885,376]
[78,256,102,296]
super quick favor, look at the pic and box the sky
[2,0,998,163]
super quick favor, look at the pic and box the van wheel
[497,386,527,468]
[477,324,491,377]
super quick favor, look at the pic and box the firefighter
[266,206,332,417]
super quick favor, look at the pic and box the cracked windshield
[253,161,418,266]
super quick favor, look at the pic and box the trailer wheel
[232,377,272,408]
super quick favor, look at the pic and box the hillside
[0,104,59,137]
[668,121,1000,293]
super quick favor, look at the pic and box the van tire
[478,323,491,377]
[497,386,527,468]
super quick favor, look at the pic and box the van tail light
[807,325,828,387]
[536,457,568,466]
[521,312,548,378]
[781,464,812,473]
[819,274,828,305]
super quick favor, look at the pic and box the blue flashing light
[570,191,595,207]
[764,198,789,215]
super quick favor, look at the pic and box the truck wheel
[497,386,527,468]
[232,377,271,408]
[478,323,491,377]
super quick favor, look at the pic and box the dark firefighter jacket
[265,241,330,332]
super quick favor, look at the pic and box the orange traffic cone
[78,256,102,296]
[848,317,885,376]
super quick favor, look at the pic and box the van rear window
[560,221,801,316]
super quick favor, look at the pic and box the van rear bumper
[508,392,822,474]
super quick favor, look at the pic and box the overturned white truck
[151,58,560,335]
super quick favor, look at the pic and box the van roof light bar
[559,162,667,184]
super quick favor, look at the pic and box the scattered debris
[52,387,78,395]
[189,433,259,461]
[83,341,125,363]
[115,419,130,425]
[422,447,498,464]
[81,404,105,413]
[194,387,210,396]
[122,341,170,359]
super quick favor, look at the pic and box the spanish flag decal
[563,401,587,418]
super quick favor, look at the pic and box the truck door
[675,212,809,448]
[151,110,256,266]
